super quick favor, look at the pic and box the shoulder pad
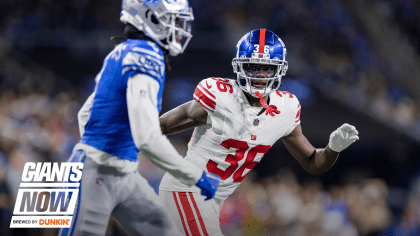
[121,44,165,83]
[193,78,217,112]
[276,90,301,124]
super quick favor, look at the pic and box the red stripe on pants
[188,193,209,236]
[173,192,190,236]
[178,192,202,236]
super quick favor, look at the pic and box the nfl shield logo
[253,118,259,126]
[96,178,103,185]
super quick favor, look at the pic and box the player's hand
[328,123,359,152]
[195,171,220,200]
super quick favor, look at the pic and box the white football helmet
[120,0,194,56]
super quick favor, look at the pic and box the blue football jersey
[80,39,166,161]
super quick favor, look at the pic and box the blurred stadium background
[0,0,420,235]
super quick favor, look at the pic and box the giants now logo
[10,162,83,228]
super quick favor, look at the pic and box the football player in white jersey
[158,29,359,235]
[59,1,220,235]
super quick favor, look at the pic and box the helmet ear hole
[145,10,159,24]
[239,78,246,86]
[151,14,159,24]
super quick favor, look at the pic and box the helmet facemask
[233,52,288,98]
[120,0,194,56]
[153,9,193,56]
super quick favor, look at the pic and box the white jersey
[160,77,301,199]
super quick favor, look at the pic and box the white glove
[328,123,359,152]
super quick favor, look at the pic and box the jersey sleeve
[193,78,217,112]
[279,91,301,136]
[126,74,202,186]
[121,45,165,85]
[77,92,95,137]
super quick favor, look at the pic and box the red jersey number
[206,139,271,183]
[276,90,294,98]
[211,77,233,93]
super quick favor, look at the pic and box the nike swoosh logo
[206,81,212,89]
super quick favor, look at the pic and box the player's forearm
[134,120,203,185]
[140,132,202,186]
[126,76,202,185]
[160,100,207,135]
[309,146,339,176]
[308,123,359,175]
[161,119,198,135]
[160,105,195,135]
[284,124,358,176]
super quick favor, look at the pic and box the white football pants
[159,191,225,236]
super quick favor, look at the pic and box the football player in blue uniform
[59,0,220,235]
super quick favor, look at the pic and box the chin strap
[255,91,280,116]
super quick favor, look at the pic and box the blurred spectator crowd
[219,168,420,236]
[0,0,420,235]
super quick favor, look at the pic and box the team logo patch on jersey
[96,178,103,185]
[253,118,259,126]
[140,90,147,97]
[251,135,257,140]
